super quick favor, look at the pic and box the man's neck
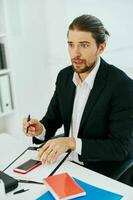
[78,72,89,81]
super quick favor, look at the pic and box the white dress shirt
[36,58,100,164]
[69,58,100,163]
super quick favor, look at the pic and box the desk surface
[0,133,133,200]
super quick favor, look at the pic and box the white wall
[3,0,133,138]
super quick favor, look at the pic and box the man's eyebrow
[79,41,90,44]
[67,41,90,44]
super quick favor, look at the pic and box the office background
[0,0,133,142]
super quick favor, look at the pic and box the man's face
[67,30,105,74]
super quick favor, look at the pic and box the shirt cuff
[35,124,46,141]
[75,138,82,155]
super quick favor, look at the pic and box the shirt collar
[73,57,100,90]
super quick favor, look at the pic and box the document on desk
[0,133,28,171]
[4,149,68,183]
[37,177,123,200]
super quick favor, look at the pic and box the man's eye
[68,43,74,48]
[81,43,89,48]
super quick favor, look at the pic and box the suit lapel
[63,72,76,136]
[79,59,108,132]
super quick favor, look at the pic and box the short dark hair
[68,14,109,46]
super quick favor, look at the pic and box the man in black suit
[23,15,133,178]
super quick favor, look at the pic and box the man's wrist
[68,137,76,150]
[35,124,46,141]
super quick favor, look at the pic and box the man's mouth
[72,59,85,65]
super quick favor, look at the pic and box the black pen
[17,179,43,185]
[13,189,29,195]
[26,114,31,133]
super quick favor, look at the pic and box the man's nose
[73,46,81,57]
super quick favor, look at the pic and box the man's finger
[46,150,57,163]
[29,118,38,125]
[37,143,50,159]
[40,147,53,163]
[52,151,62,163]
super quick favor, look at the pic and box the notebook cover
[36,177,123,200]
[43,172,86,199]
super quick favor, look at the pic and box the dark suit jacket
[34,58,133,177]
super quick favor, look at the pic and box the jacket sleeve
[40,74,63,141]
[33,72,63,144]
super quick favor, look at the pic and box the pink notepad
[43,172,86,200]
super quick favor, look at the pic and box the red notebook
[43,172,86,200]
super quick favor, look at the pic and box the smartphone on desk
[13,159,42,174]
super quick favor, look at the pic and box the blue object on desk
[36,177,123,200]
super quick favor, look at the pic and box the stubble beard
[72,59,97,74]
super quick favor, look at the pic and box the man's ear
[98,42,106,54]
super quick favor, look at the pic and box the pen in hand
[26,114,31,133]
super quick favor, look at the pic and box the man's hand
[23,118,43,137]
[37,137,76,163]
